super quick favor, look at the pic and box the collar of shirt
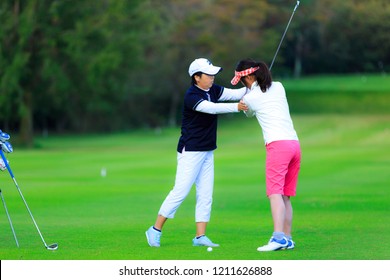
[250,81,259,91]
[195,84,210,92]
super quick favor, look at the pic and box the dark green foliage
[0,0,389,145]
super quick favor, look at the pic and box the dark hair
[191,72,202,85]
[235,59,272,92]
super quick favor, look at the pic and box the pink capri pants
[265,140,301,197]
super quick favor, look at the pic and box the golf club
[0,148,58,250]
[0,129,10,142]
[269,0,300,70]
[0,189,19,247]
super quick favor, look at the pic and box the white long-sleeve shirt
[195,87,248,114]
[243,81,298,145]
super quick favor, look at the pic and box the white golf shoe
[145,226,162,247]
[257,236,288,252]
[192,235,219,247]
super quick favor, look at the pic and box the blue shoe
[257,236,288,252]
[146,226,162,247]
[192,235,219,247]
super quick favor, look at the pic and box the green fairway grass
[281,74,390,114]
[0,114,389,260]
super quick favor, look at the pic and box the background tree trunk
[19,91,33,147]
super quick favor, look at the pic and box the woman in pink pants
[231,58,301,251]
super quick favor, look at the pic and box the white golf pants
[158,150,214,222]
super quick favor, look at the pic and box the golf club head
[46,243,58,250]
[0,130,10,142]
[1,141,13,153]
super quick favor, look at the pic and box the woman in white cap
[231,58,301,252]
[146,58,248,248]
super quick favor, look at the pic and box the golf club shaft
[0,189,19,247]
[0,150,49,248]
[269,0,300,70]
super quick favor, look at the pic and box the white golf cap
[188,58,222,77]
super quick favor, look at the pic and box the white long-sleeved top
[195,87,248,114]
[243,81,298,145]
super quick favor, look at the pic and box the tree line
[1,0,389,146]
